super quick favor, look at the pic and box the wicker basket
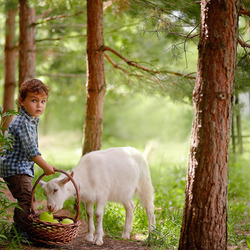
[28,169,81,245]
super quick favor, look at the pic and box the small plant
[0,180,20,244]
[0,107,21,247]
[0,107,18,154]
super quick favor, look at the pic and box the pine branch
[38,73,86,78]
[33,10,83,26]
[238,38,250,64]
[36,34,86,43]
[103,46,196,79]
[104,53,130,74]
[104,52,164,86]
[103,0,116,10]
[238,38,250,48]
[103,46,155,72]
[240,7,250,16]
[35,9,54,21]
[49,24,87,28]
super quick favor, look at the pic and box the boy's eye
[41,100,47,104]
[32,99,37,103]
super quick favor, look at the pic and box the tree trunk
[179,0,239,249]
[19,0,36,87]
[82,0,105,155]
[3,7,17,128]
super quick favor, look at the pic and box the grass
[228,153,250,248]
[31,132,250,249]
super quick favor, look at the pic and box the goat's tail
[143,140,156,161]
[137,159,155,231]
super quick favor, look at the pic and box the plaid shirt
[0,107,41,178]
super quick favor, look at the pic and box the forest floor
[1,183,151,250]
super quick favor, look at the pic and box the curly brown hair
[17,79,50,107]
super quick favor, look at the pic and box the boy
[0,79,56,239]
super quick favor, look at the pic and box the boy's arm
[32,155,56,175]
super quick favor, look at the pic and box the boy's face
[20,91,48,118]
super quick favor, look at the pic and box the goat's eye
[53,189,58,193]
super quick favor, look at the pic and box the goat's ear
[60,172,74,185]
[39,180,46,188]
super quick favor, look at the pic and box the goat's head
[39,172,74,212]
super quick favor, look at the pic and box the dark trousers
[4,174,32,233]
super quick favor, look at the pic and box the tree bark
[19,0,36,87]
[179,0,239,249]
[3,8,17,128]
[82,0,105,155]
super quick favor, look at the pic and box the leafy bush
[0,180,19,243]
[0,107,21,246]
[0,107,18,154]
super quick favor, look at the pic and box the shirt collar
[20,107,40,124]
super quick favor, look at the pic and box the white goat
[39,147,155,245]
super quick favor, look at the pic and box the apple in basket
[61,218,74,224]
[39,211,54,222]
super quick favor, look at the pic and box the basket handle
[30,169,80,222]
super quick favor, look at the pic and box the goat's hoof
[86,234,94,242]
[94,236,103,245]
[95,241,103,246]
[122,233,130,239]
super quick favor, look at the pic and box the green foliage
[0,180,19,244]
[4,0,17,11]
[0,0,248,133]
[235,53,250,93]
[0,107,19,154]
[130,0,201,27]
[0,180,26,250]
[0,108,22,247]
[103,5,198,101]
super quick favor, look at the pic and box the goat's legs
[145,202,155,233]
[94,201,105,245]
[122,200,134,239]
[137,184,155,233]
[85,202,95,242]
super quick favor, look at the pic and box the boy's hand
[32,155,56,175]
[43,165,56,176]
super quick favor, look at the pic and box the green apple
[51,219,59,223]
[61,218,74,224]
[39,211,54,222]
